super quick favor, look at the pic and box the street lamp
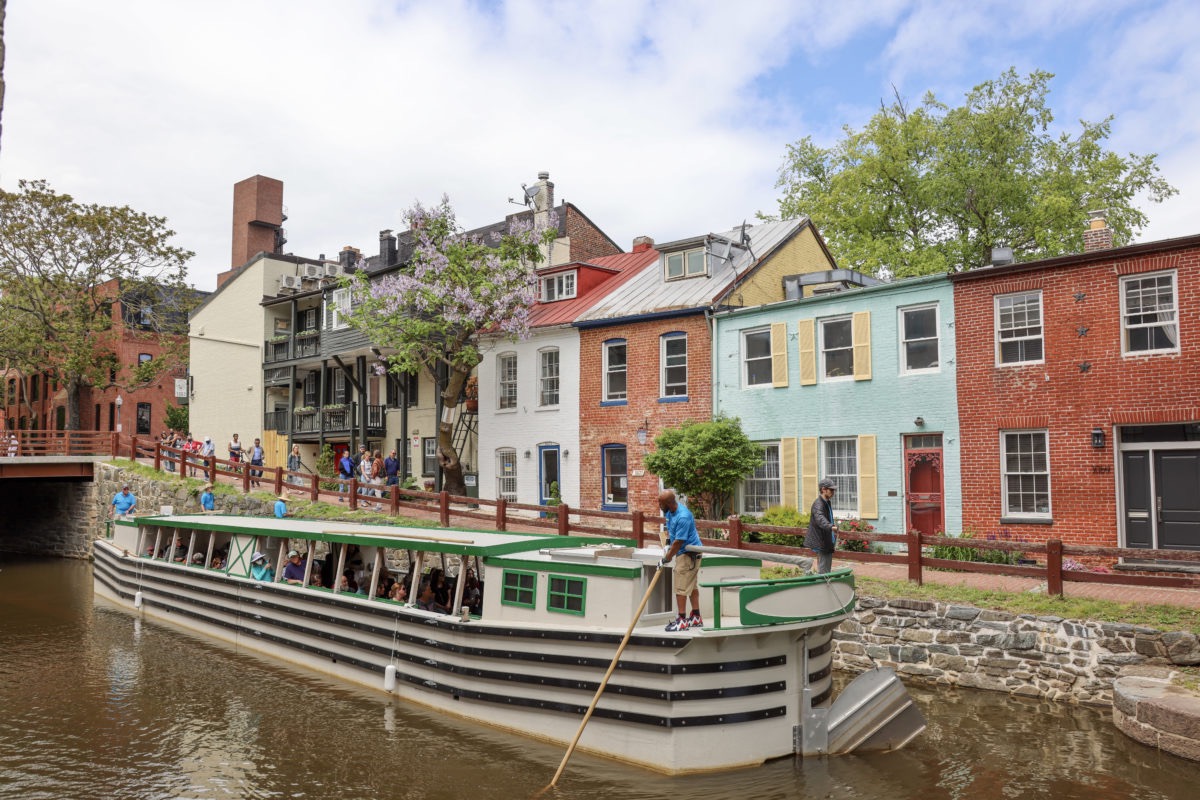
[115,394,124,433]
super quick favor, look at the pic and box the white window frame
[326,287,352,330]
[422,437,439,476]
[660,333,687,397]
[538,348,560,408]
[1000,429,1052,519]
[496,448,518,502]
[601,444,629,509]
[823,437,858,516]
[1121,270,1179,356]
[497,352,518,411]
[742,327,772,388]
[899,303,940,375]
[820,316,854,380]
[995,291,1044,366]
[663,248,707,280]
[740,441,781,515]
[603,340,627,402]
[540,271,577,302]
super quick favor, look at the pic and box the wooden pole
[544,565,666,790]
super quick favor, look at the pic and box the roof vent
[991,246,1014,267]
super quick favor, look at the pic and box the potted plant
[464,375,479,413]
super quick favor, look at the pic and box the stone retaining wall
[95,464,275,526]
[0,479,97,558]
[834,597,1200,706]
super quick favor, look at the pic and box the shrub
[929,528,1023,565]
[745,506,809,546]
[837,518,874,552]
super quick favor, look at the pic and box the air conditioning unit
[302,264,323,279]
[323,263,342,278]
[279,275,302,291]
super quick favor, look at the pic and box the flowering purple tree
[347,195,554,494]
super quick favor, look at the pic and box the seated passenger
[210,554,225,570]
[172,537,188,562]
[388,582,408,602]
[191,552,205,566]
[250,552,274,582]
[462,568,482,614]
[429,568,451,608]
[281,550,307,585]
[415,580,449,614]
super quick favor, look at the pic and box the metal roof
[573,218,807,324]
[529,249,661,327]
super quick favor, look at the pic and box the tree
[163,402,188,433]
[643,417,765,520]
[1,0,7,160]
[346,195,553,495]
[769,69,1177,277]
[0,180,193,429]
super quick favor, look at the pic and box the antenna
[508,183,540,208]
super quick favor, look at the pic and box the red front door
[905,434,944,536]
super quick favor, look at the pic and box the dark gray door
[1122,452,1153,548]
[1155,450,1200,550]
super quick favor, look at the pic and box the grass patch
[760,566,1200,634]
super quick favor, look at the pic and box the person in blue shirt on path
[338,452,355,501]
[111,484,137,519]
[658,489,704,632]
[199,484,215,512]
[274,494,289,519]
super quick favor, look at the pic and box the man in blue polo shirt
[274,494,289,519]
[658,489,703,631]
[111,484,137,519]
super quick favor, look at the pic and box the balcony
[262,330,321,364]
[267,403,388,439]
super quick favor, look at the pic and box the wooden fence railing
[7,430,1199,597]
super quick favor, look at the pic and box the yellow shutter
[858,434,878,519]
[797,318,816,386]
[800,437,818,511]
[771,322,788,387]
[852,310,872,381]
[781,437,798,509]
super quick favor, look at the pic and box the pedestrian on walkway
[6,433,17,457]
[249,437,265,487]
[806,478,838,574]
[287,444,303,486]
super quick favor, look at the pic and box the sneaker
[689,612,703,629]
[665,615,690,632]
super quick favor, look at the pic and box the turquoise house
[713,274,961,537]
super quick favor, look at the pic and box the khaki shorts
[672,554,700,596]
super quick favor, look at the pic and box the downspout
[706,306,719,419]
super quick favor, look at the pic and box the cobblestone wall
[834,597,1200,706]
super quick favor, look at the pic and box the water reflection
[0,557,1197,799]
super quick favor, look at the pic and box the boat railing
[699,568,856,630]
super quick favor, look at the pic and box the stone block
[1099,637,1131,653]
[1099,653,1147,666]
[945,605,981,621]
[931,654,968,671]
[936,631,972,644]
[837,642,866,656]
[897,646,928,663]
[957,644,984,657]
[1113,707,1160,747]
[978,610,1016,623]
[1134,637,1167,658]
[900,629,934,643]
[889,598,936,613]
[897,664,941,677]
[1160,731,1200,762]
[979,657,1021,671]
[1161,632,1200,666]
[1139,693,1200,740]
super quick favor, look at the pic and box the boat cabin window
[501,570,537,608]
[547,575,586,616]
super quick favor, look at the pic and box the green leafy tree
[769,68,1176,277]
[346,195,553,494]
[163,403,188,432]
[316,443,337,491]
[643,417,765,520]
[0,180,193,428]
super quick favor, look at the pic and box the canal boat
[92,515,924,774]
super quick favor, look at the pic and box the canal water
[1,557,1197,800]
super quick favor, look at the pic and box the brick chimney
[379,229,397,266]
[230,175,284,268]
[632,236,655,253]
[339,246,362,272]
[1083,209,1114,252]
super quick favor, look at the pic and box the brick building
[574,219,839,515]
[950,217,1200,551]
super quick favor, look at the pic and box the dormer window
[664,247,706,280]
[540,271,577,302]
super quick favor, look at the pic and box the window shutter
[781,438,798,508]
[771,322,788,387]
[800,437,818,511]
[852,311,872,381]
[324,298,334,330]
[858,434,878,519]
[798,319,816,386]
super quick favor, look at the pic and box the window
[1002,430,1051,517]
[135,402,152,435]
[326,287,351,330]
[741,442,781,514]
[823,438,858,515]
[996,291,1043,365]
[422,437,438,476]
[601,445,628,509]
[501,570,537,608]
[386,372,418,408]
[900,304,939,373]
[497,353,517,410]
[298,307,318,332]
[30,375,39,401]
[539,348,559,407]
[1122,272,1178,354]
[496,448,517,502]
[664,248,706,280]
[139,306,154,327]
[303,372,318,407]
[742,328,772,386]
[603,340,627,402]
[821,317,853,378]
[138,353,153,365]
[94,404,101,432]
[540,271,576,302]
[660,334,687,397]
[329,370,348,405]
[547,575,586,615]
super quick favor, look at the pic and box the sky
[3,0,1199,292]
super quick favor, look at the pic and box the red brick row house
[950,217,1200,551]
